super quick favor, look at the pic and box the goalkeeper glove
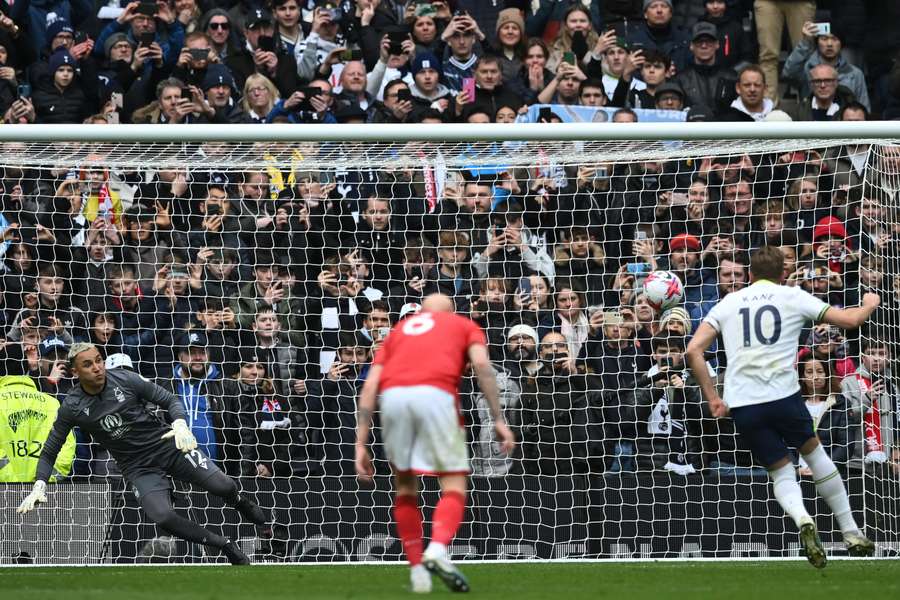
[161,419,198,453]
[17,480,48,514]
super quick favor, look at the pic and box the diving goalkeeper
[16,343,267,565]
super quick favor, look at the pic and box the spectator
[546,5,599,74]
[673,21,737,117]
[240,74,279,123]
[516,38,555,105]
[635,335,704,474]
[626,0,691,73]
[158,330,225,462]
[305,331,374,476]
[201,10,238,61]
[474,199,554,283]
[248,304,309,397]
[491,8,528,92]
[720,64,773,121]
[440,11,484,92]
[223,347,299,478]
[407,52,452,114]
[231,250,303,347]
[520,331,599,476]
[753,0,815,102]
[793,64,854,121]
[840,339,897,472]
[653,80,686,111]
[618,48,669,109]
[796,355,853,473]
[701,0,755,70]
[34,335,72,396]
[782,21,869,111]
[32,49,96,123]
[95,1,184,69]
[226,8,299,98]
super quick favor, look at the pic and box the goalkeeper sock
[394,494,424,566]
[803,444,859,535]
[431,490,465,546]
[770,463,810,529]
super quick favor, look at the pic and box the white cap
[105,353,134,370]
[507,324,539,346]
[399,302,422,319]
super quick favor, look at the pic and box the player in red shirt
[355,294,515,593]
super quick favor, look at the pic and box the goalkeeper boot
[798,519,827,569]
[845,531,876,557]
[410,564,432,594]
[423,546,469,593]
[222,539,251,565]
[235,494,268,526]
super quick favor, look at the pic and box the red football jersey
[373,311,487,396]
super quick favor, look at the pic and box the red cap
[812,216,847,241]
[670,233,702,252]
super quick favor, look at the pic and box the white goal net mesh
[1,134,899,564]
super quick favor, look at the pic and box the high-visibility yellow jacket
[0,376,75,482]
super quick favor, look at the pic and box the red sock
[394,495,424,566]
[431,490,466,546]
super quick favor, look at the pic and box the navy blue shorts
[729,392,816,469]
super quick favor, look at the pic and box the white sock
[425,541,447,557]
[803,444,859,535]
[770,463,811,529]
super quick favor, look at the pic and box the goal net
[1,125,899,564]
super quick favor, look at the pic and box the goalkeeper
[16,343,267,565]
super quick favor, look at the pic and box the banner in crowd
[523,104,688,124]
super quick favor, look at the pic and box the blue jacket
[172,364,222,461]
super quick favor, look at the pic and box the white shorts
[379,385,470,475]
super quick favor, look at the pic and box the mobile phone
[17,83,31,99]
[396,88,412,102]
[111,92,123,109]
[318,171,334,185]
[627,262,652,274]
[563,51,576,66]
[603,311,624,326]
[137,2,158,16]
[300,86,321,99]
[343,48,363,61]
[189,48,209,61]
[388,31,408,55]
[461,77,475,101]
[257,35,275,53]
[635,230,648,241]
[814,22,831,36]
[538,106,554,122]
[453,9,469,18]
[518,277,533,295]
[670,192,689,206]
[74,31,88,45]
[206,204,222,216]
[139,32,155,47]
[593,166,608,180]
[377,327,390,340]
[410,266,426,281]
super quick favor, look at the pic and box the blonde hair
[241,74,280,116]
[67,342,97,366]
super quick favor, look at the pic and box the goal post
[1,123,899,565]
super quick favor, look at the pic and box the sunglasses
[208,22,230,30]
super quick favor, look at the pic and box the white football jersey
[703,280,829,408]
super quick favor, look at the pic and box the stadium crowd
[1,0,900,486]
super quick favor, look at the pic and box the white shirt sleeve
[792,287,830,322]
[702,300,723,332]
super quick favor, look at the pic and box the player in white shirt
[686,246,879,568]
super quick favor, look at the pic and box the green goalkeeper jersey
[0,375,75,482]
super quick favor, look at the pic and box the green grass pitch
[5,561,899,600]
